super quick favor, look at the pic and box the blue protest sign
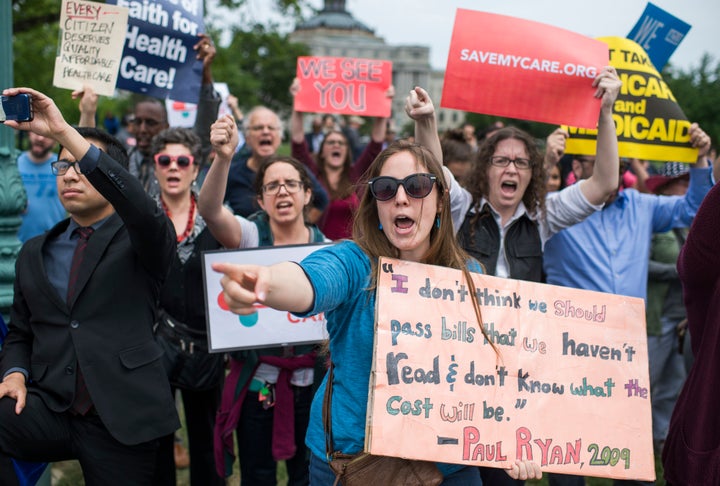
[108,0,204,102]
[628,2,691,70]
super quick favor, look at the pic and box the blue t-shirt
[298,240,482,477]
[17,152,66,242]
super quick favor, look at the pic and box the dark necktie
[67,226,94,415]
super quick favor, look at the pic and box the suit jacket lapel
[67,213,123,308]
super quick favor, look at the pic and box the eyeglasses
[262,180,303,195]
[249,124,280,132]
[489,156,532,170]
[51,160,82,176]
[368,173,437,201]
[154,154,194,168]
[325,139,347,147]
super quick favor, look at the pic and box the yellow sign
[565,37,698,163]
[366,258,654,481]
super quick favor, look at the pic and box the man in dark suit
[0,87,179,485]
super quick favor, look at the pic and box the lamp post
[0,3,27,319]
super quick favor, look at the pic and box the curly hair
[150,127,202,164]
[465,126,547,217]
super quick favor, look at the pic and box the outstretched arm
[198,114,244,248]
[213,261,314,315]
[579,66,621,205]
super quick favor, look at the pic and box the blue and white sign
[108,0,204,102]
[628,3,691,70]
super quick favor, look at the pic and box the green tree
[665,54,720,148]
[10,0,310,130]
[212,24,310,114]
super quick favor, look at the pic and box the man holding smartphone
[0,87,179,485]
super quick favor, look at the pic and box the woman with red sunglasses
[150,127,226,486]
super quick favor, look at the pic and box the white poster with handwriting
[366,258,654,481]
[202,244,332,352]
[53,0,129,96]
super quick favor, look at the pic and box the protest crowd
[1,3,720,486]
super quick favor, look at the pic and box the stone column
[0,1,27,320]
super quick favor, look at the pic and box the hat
[645,162,690,194]
[348,115,365,126]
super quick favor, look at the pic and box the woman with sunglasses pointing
[149,127,227,486]
[211,89,542,485]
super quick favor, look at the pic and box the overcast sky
[234,0,718,73]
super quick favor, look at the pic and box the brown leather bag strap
[323,361,335,457]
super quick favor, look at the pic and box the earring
[435,215,441,228]
[378,222,383,231]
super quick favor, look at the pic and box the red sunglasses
[154,153,194,168]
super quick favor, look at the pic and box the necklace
[161,193,196,242]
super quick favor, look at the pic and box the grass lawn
[50,452,663,485]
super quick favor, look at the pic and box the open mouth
[276,201,293,210]
[258,139,273,147]
[500,180,518,195]
[331,150,342,158]
[394,215,415,230]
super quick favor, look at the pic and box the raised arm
[72,84,98,128]
[543,127,568,172]
[289,77,305,144]
[198,114,244,248]
[4,87,91,159]
[193,33,222,166]
[579,66,621,205]
[405,86,442,165]
[369,85,394,144]
[349,86,394,180]
[213,261,314,315]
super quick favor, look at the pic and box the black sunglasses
[368,173,437,201]
[154,153,194,167]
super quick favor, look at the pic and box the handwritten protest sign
[294,56,392,117]
[366,258,654,481]
[107,0,204,102]
[628,3,691,71]
[564,37,697,163]
[441,9,609,129]
[202,244,331,352]
[53,0,129,96]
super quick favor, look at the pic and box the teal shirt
[297,241,483,476]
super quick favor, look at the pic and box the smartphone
[0,94,33,122]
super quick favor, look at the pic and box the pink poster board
[294,56,392,117]
[367,258,654,481]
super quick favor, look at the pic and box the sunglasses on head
[368,173,437,201]
[154,153,194,167]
